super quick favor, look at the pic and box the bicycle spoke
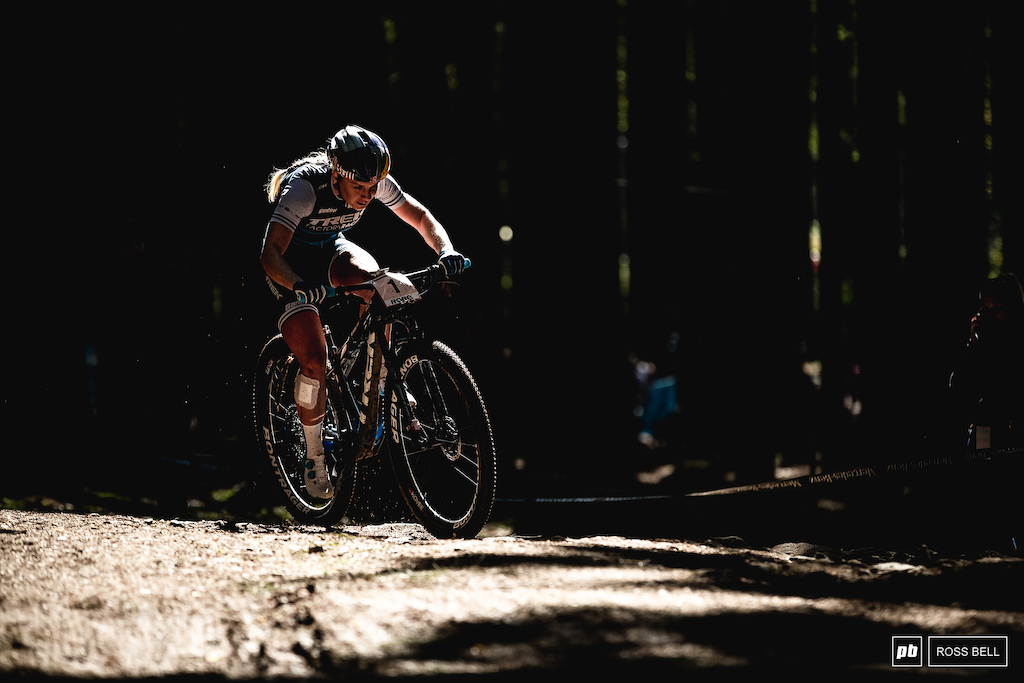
[449,459,480,487]
[254,338,358,524]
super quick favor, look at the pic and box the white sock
[303,421,324,458]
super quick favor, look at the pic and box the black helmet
[327,125,391,183]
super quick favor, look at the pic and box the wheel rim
[394,358,483,526]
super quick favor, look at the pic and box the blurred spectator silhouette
[632,356,678,450]
[948,273,1024,451]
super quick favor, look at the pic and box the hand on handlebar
[293,281,330,304]
[439,250,469,278]
[291,259,472,305]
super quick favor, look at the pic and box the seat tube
[359,329,378,427]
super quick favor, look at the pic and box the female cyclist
[260,125,467,498]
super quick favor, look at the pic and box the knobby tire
[387,340,498,538]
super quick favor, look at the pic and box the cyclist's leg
[271,243,332,429]
[266,242,336,497]
[279,309,333,497]
[329,237,380,306]
[329,237,394,344]
[281,309,328,426]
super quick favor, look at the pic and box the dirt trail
[2,507,1021,678]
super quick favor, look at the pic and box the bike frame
[320,265,451,461]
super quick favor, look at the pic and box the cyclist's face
[338,176,379,209]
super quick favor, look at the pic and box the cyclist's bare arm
[260,221,302,290]
[393,194,456,256]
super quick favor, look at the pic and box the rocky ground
[1,449,1021,679]
[2,505,1022,678]
[1,507,1021,679]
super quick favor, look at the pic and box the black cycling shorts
[266,241,342,331]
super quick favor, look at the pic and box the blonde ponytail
[265,150,330,203]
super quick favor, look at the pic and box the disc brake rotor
[436,415,461,461]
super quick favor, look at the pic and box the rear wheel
[387,341,497,538]
[253,335,356,525]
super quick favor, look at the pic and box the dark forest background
[8,1,1021,501]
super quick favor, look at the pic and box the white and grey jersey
[269,162,407,248]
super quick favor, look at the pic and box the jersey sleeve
[269,178,317,232]
[376,176,407,211]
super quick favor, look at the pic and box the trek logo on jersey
[304,212,364,233]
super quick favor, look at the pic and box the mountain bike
[252,261,497,538]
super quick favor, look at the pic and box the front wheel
[388,341,497,538]
[252,335,357,525]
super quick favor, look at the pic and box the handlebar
[296,258,472,304]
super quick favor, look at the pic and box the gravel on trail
[2,507,1021,678]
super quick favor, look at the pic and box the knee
[299,355,327,380]
[282,312,328,378]
[331,248,380,285]
[285,338,327,380]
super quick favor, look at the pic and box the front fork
[372,322,432,450]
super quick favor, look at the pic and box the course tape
[496,495,674,504]
[149,445,1021,506]
[685,445,1023,498]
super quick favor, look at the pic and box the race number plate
[371,272,421,308]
